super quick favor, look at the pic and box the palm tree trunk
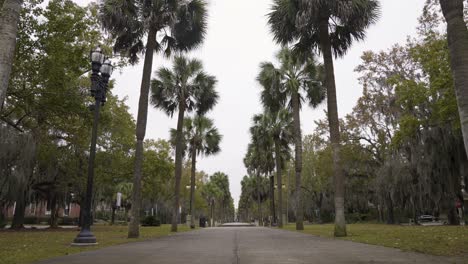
[11,186,26,229]
[221,201,225,223]
[171,103,186,232]
[291,90,303,230]
[274,140,283,227]
[386,193,394,224]
[316,192,323,223]
[440,0,468,157]
[189,147,196,229]
[256,172,262,226]
[0,204,6,227]
[0,0,22,109]
[128,28,157,238]
[49,194,59,228]
[269,175,275,225]
[319,19,346,237]
[111,204,116,225]
[210,199,214,226]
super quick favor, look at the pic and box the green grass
[0,224,193,264]
[283,223,468,256]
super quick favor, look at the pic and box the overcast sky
[75,0,426,207]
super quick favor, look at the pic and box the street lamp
[210,197,215,227]
[185,185,196,228]
[72,46,113,246]
[275,183,287,226]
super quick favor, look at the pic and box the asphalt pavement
[37,226,465,264]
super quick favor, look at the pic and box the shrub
[23,217,38,225]
[0,219,6,228]
[141,215,161,227]
[0,212,6,228]
[21,217,79,226]
[23,217,50,225]
[58,217,79,225]
[320,211,334,223]
[94,211,110,221]
[346,212,369,223]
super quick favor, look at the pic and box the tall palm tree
[439,0,468,158]
[170,115,222,228]
[247,110,292,227]
[100,0,207,238]
[238,175,254,221]
[151,56,218,232]
[243,143,266,225]
[246,113,276,225]
[0,0,23,109]
[268,0,380,236]
[252,114,277,224]
[257,47,325,230]
[265,109,293,228]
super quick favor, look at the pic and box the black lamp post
[186,185,196,228]
[72,47,113,245]
[210,197,215,227]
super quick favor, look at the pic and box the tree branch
[0,116,24,132]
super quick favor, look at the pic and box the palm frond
[101,0,209,62]
[150,67,179,117]
[268,0,381,58]
[268,0,301,45]
[100,0,145,63]
[193,73,218,115]
[171,0,208,52]
[258,47,324,112]
[182,115,222,158]
[150,55,218,117]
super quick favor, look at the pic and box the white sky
[74,0,426,207]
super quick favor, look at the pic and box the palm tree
[0,0,23,109]
[252,114,277,224]
[257,47,325,230]
[268,0,380,236]
[239,175,256,221]
[238,173,270,224]
[439,0,468,158]
[151,56,218,232]
[208,172,232,223]
[170,115,222,228]
[243,143,265,225]
[266,109,293,228]
[100,0,207,238]
[246,113,276,226]
[247,110,292,227]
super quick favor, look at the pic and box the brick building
[3,201,80,219]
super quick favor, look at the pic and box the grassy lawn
[0,224,193,264]
[283,223,468,257]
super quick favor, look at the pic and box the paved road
[37,227,464,264]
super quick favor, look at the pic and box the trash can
[199,217,206,228]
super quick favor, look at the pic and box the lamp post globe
[99,59,113,104]
[100,59,113,77]
[90,46,105,71]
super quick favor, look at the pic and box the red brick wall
[5,201,80,219]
